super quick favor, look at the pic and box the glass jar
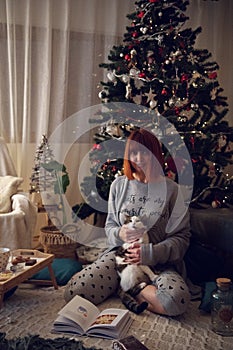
[211,277,233,336]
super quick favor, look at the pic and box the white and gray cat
[115,215,157,314]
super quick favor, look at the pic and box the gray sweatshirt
[105,175,191,277]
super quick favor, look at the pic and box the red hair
[123,129,165,180]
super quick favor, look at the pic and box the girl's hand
[124,242,141,264]
[119,225,144,243]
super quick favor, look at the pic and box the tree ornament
[137,11,144,18]
[98,90,108,99]
[107,71,116,82]
[217,134,227,150]
[181,73,189,82]
[208,164,216,177]
[161,88,167,95]
[168,96,178,108]
[130,49,138,66]
[191,103,199,111]
[149,100,157,109]
[92,143,102,150]
[125,83,132,99]
[132,94,142,105]
[129,68,139,77]
[140,27,147,34]
[156,34,164,45]
[208,71,217,79]
[145,87,157,103]
[122,74,130,83]
[212,199,221,208]
[147,50,155,64]
[173,50,182,57]
[139,72,146,78]
[177,115,188,123]
[190,136,195,149]
[124,54,130,61]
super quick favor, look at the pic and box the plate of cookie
[0,270,13,281]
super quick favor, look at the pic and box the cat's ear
[124,214,131,223]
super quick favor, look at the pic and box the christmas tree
[29,135,55,195]
[73,0,233,221]
[30,135,70,226]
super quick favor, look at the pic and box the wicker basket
[39,226,80,259]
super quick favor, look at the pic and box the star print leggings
[63,251,190,316]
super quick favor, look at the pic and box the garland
[0,333,103,350]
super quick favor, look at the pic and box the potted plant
[40,160,70,227]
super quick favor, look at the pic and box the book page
[58,295,100,333]
[87,308,132,339]
[52,315,84,335]
[90,308,128,328]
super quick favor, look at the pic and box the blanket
[2,285,233,350]
[0,333,101,350]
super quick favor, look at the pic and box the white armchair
[0,137,37,249]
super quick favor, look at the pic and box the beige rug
[1,284,233,350]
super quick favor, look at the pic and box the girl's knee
[154,272,190,316]
[64,252,119,305]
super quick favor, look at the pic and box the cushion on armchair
[0,176,23,213]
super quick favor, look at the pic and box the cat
[115,215,157,314]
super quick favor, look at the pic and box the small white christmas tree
[29,134,55,195]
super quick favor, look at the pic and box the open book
[51,295,132,339]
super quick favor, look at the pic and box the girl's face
[129,144,151,175]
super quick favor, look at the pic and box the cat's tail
[118,286,149,315]
[131,301,148,315]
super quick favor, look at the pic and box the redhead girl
[64,129,191,316]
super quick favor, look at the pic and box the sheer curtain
[0,0,232,203]
[0,0,135,201]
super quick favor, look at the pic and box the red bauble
[161,88,167,95]
[92,143,101,150]
[124,54,130,61]
[132,32,139,38]
[139,72,146,78]
[181,73,189,82]
[208,71,217,79]
[190,136,195,149]
[137,11,144,18]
